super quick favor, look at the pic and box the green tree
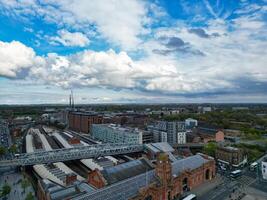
[0,145,7,155]
[9,144,17,154]
[1,184,11,197]
[21,179,30,192]
[203,142,217,157]
[25,192,34,200]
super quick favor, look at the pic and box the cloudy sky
[0,0,267,104]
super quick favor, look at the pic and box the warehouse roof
[101,158,153,185]
[172,155,209,176]
[145,142,174,154]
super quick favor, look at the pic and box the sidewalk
[190,175,223,196]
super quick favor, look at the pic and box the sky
[0,0,267,104]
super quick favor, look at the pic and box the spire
[69,94,72,108]
[71,89,75,109]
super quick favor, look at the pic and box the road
[197,166,266,200]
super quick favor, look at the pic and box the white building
[177,132,186,144]
[160,131,168,142]
[262,157,267,180]
[92,124,143,144]
[185,118,198,129]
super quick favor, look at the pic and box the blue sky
[0,0,267,104]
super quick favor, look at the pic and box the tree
[9,144,17,154]
[0,146,7,156]
[21,179,30,192]
[25,192,34,200]
[1,184,11,197]
[203,142,217,157]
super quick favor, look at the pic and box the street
[0,172,36,200]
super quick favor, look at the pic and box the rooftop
[101,158,153,185]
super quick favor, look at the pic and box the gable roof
[172,155,209,176]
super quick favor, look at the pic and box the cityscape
[0,1,267,200]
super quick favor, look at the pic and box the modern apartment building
[91,124,143,144]
[149,121,186,144]
[177,131,186,144]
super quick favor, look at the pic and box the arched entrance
[205,169,210,180]
[144,195,152,200]
[182,177,188,191]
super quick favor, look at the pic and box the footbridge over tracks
[0,143,144,167]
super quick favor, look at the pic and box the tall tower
[155,153,172,185]
[71,90,75,109]
[69,94,72,108]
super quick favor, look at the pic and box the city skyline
[0,0,267,104]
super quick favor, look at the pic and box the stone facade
[215,146,247,168]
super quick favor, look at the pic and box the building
[215,146,247,169]
[37,179,96,200]
[91,124,143,144]
[103,113,149,129]
[185,118,198,129]
[148,121,186,144]
[142,131,153,144]
[86,153,215,200]
[68,111,103,134]
[177,131,186,144]
[262,157,267,180]
[194,127,224,143]
[88,158,154,188]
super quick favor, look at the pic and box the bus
[230,170,242,178]
[249,162,258,171]
[182,194,197,200]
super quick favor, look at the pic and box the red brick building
[193,127,224,143]
[88,153,215,200]
[68,112,103,134]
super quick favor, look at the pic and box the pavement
[0,172,36,200]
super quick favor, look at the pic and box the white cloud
[49,29,90,47]
[0,0,149,49]
[0,41,39,77]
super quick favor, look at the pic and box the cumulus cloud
[0,41,40,77]
[49,30,90,47]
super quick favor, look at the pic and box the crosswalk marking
[237,175,256,186]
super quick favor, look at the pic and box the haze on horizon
[0,0,267,104]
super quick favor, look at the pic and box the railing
[0,143,144,167]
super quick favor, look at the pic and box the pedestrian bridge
[0,143,144,167]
